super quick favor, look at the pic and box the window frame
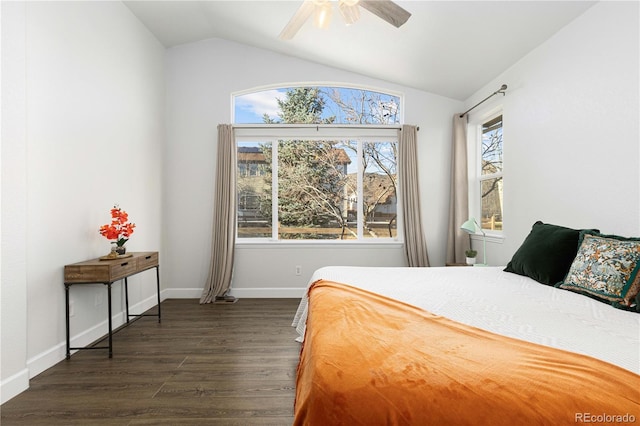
[467,107,504,239]
[235,125,403,245]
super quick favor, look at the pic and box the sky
[234,89,285,123]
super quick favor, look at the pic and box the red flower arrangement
[99,205,136,248]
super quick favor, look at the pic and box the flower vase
[107,245,119,259]
[115,245,126,255]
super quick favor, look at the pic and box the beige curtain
[200,124,237,303]
[446,114,470,264]
[399,125,430,267]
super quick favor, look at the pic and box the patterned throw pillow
[558,232,640,309]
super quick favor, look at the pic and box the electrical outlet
[69,300,75,317]
[295,265,302,276]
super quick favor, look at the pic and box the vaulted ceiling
[124,0,596,100]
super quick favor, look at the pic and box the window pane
[481,177,503,231]
[237,142,272,238]
[482,115,503,175]
[362,141,397,239]
[277,140,351,240]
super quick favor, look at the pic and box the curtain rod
[233,124,418,131]
[459,84,507,118]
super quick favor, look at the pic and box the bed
[292,224,640,425]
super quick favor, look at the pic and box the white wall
[1,0,29,404]
[163,38,463,298]
[1,1,164,403]
[463,1,639,266]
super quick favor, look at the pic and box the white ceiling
[124,0,596,100]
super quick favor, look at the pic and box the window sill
[470,233,504,244]
[235,240,404,249]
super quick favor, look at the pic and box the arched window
[234,86,401,125]
[233,85,403,243]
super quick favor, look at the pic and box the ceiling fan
[279,0,411,40]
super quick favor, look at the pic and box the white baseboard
[160,287,306,299]
[161,287,203,299]
[229,287,306,299]
[0,368,29,404]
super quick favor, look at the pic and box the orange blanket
[294,280,640,425]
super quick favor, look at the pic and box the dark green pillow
[504,221,598,285]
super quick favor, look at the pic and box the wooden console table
[64,251,161,359]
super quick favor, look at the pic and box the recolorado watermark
[575,413,636,423]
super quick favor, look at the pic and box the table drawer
[65,265,111,283]
[110,259,138,281]
[137,252,159,271]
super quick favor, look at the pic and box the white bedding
[292,266,640,374]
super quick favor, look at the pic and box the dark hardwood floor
[1,298,302,425]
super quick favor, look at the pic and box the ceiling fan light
[313,2,333,29]
[339,2,360,25]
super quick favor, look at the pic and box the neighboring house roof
[346,173,397,205]
[328,149,351,165]
[238,147,266,163]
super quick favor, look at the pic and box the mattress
[292,266,640,374]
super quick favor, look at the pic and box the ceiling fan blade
[359,0,411,28]
[279,0,315,40]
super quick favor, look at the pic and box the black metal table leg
[156,266,161,323]
[107,282,113,358]
[124,277,130,324]
[65,284,71,360]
